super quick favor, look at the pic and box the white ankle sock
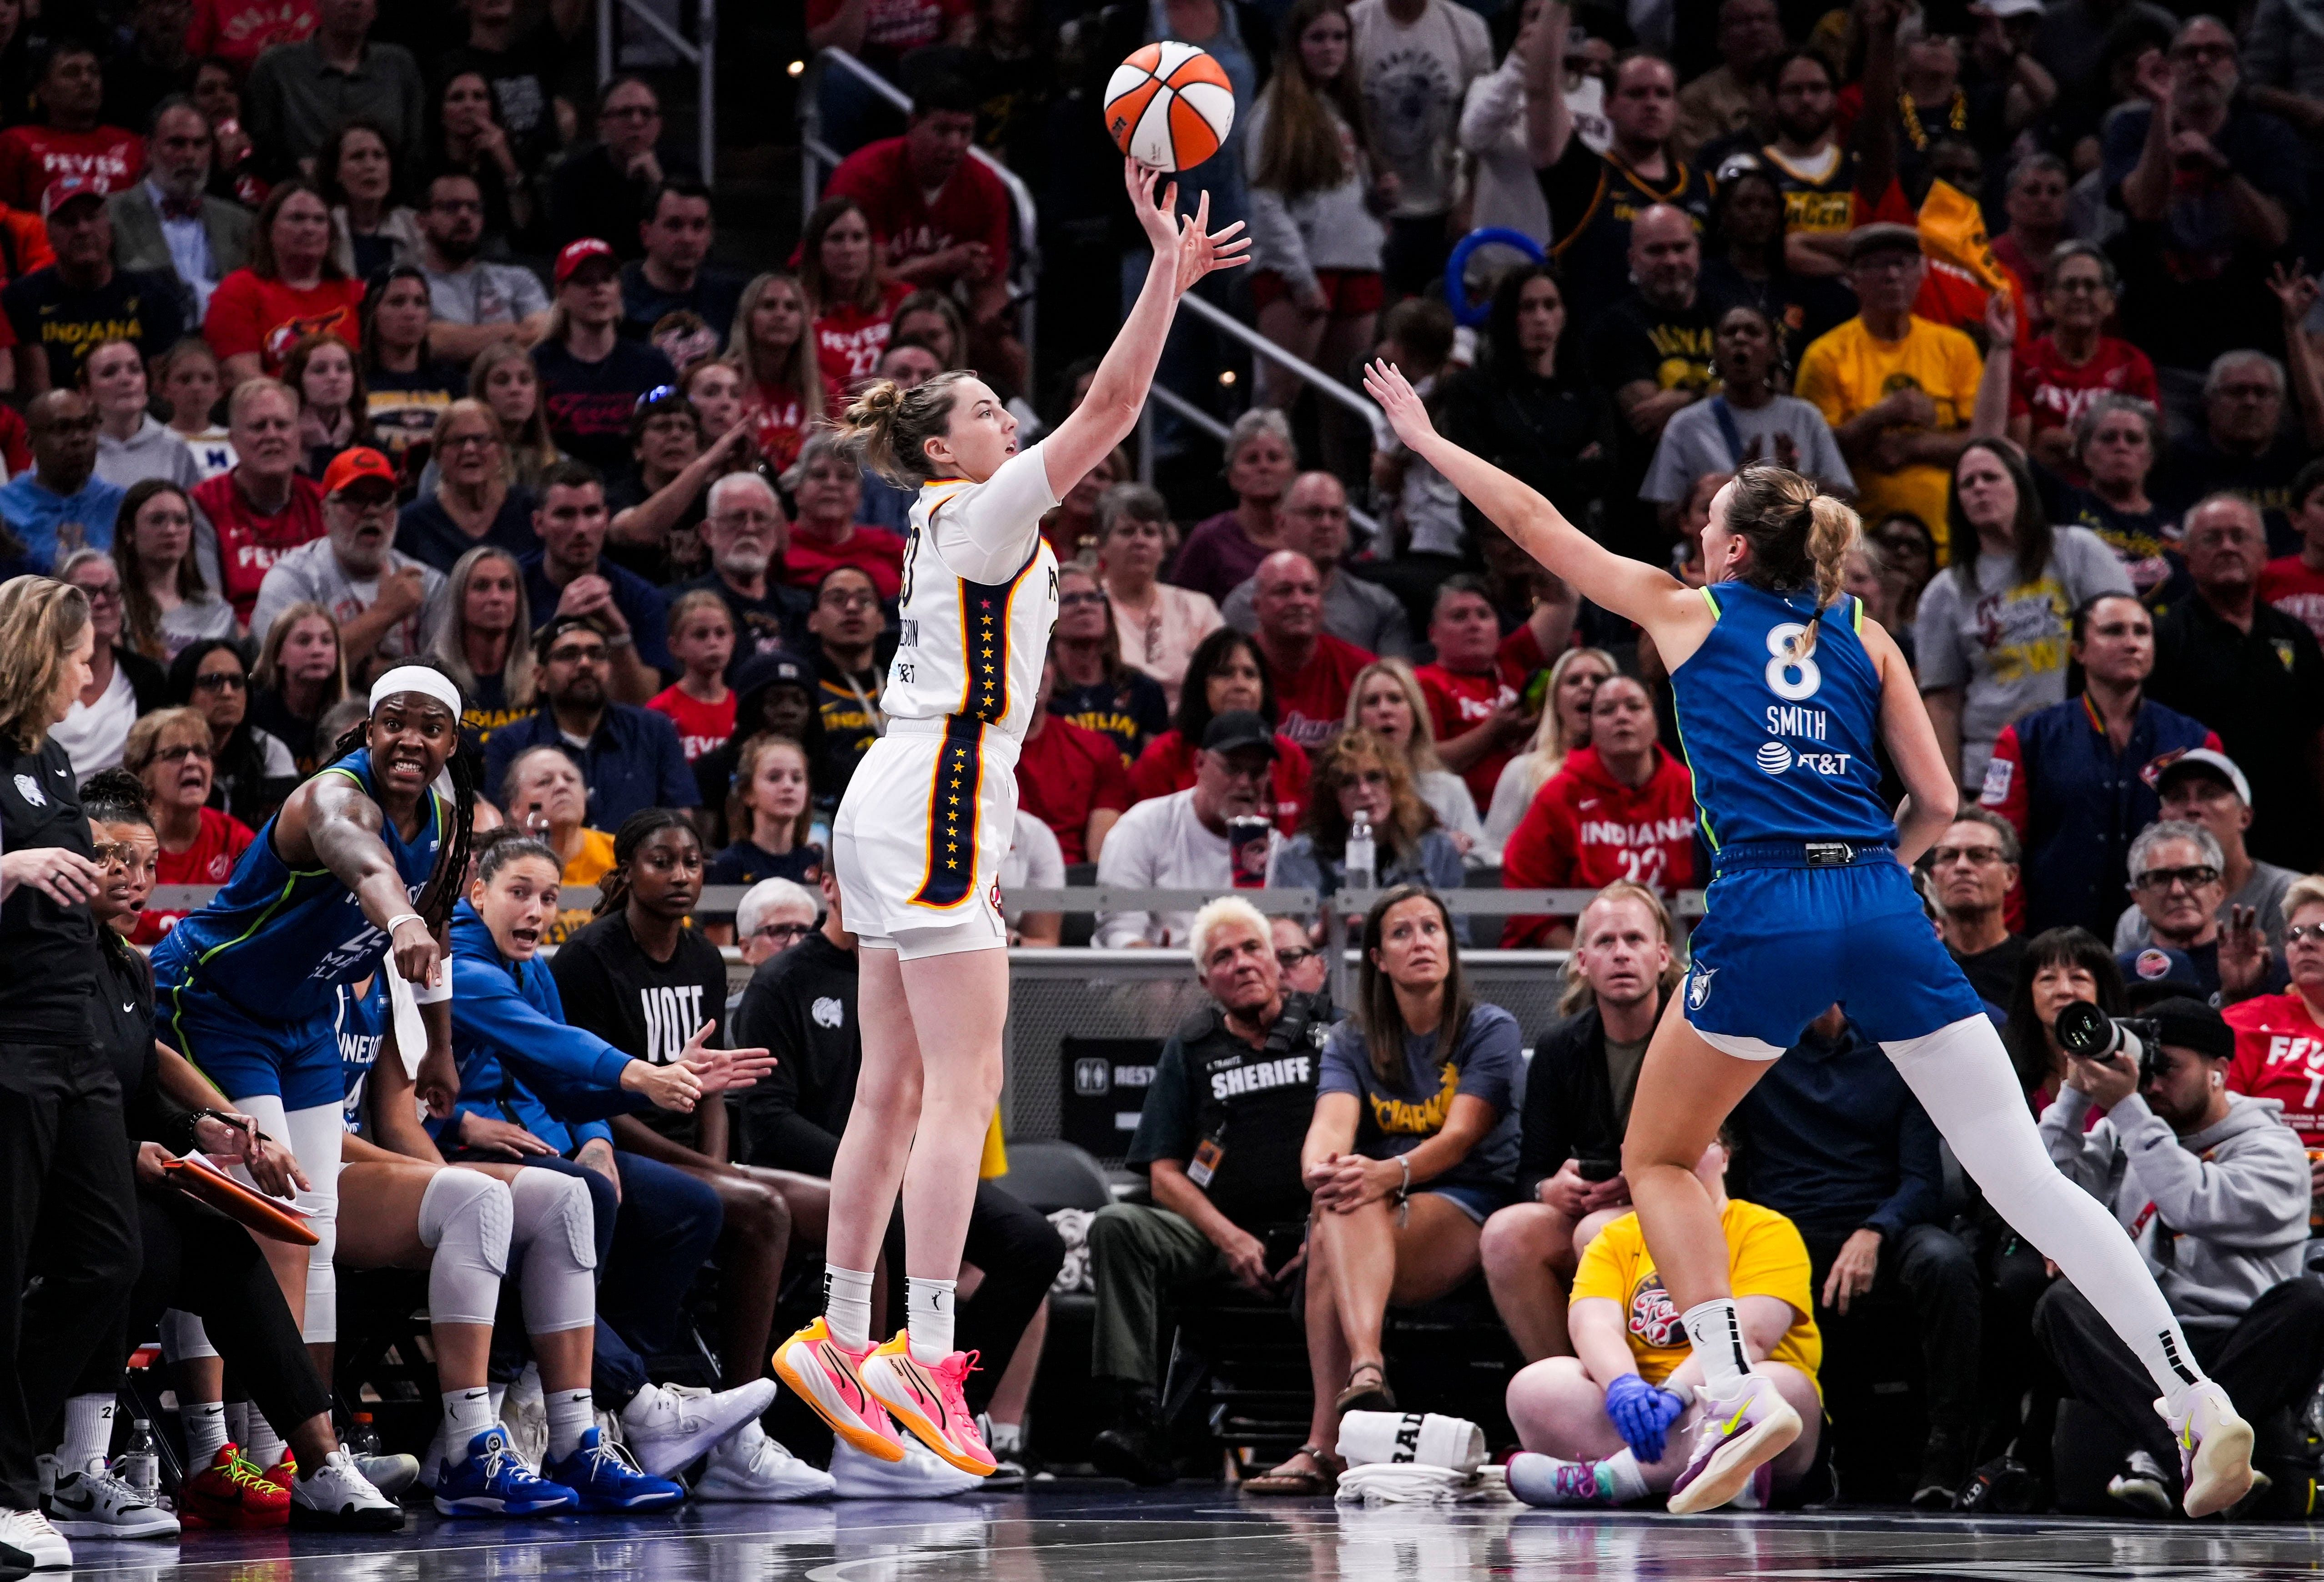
[184,1402,228,1466]
[546,1390,593,1461]
[60,1394,116,1471]
[905,1277,956,1364]
[1681,1299,1752,1391]
[824,1266,875,1349]
[243,1407,286,1468]
[439,1387,495,1465]
[1601,1446,1649,1501]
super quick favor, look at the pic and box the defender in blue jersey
[151,664,475,1353]
[1366,362,2256,1521]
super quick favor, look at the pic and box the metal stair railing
[597,0,716,183]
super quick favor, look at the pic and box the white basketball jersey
[880,445,1061,742]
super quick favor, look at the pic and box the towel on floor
[1335,1463,1514,1506]
[1336,1411,1488,1473]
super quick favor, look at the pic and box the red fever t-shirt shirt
[132,806,255,946]
[203,270,364,375]
[811,280,912,407]
[803,0,968,62]
[1016,714,1133,863]
[187,0,319,71]
[746,381,814,473]
[1418,660,1522,807]
[649,685,737,763]
[1264,633,1373,754]
[824,137,1013,281]
[2224,990,2324,1146]
[2010,337,2160,479]
[0,126,145,212]
[2261,555,2324,647]
[192,470,327,622]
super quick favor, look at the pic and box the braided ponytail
[1792,494,1862,660]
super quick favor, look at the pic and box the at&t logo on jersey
[1756,737,1853,777]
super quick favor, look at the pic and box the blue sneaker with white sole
[432,1429,579,1518]
[546,1428,685,1513]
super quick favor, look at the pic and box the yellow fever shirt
[1572,1198,1822,1392]
[1794,315,1983,549]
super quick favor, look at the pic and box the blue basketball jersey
[1669,582,1896,852]
[334,976,391,1133]
[152,749,444,1025]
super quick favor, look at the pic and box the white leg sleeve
[416,1169,513,1328]
[265,1100,345,1345]
[1884,1016,2205,1401]
[506,1168,598,1335]
[160,1309,219,1362]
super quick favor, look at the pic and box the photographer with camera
[2033,997,2323,1517]
[1084,896,1328,1488]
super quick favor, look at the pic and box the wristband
[412,972,453,1005]
[605,631,634,648]
[1396,1155,1411,1199]
[384,912,423,934]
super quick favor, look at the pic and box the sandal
[1242,1444,1342,1496]
[1334,1360,1397,1417]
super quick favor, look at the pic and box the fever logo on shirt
[1629,1273,1684,1347]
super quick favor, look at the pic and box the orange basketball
[1104,42,1236,172]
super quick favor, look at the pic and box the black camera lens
[2055,1001,2111,1057]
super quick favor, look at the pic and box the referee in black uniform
[0,577,141,1569]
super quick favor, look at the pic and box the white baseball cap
[2155,748,2253,808]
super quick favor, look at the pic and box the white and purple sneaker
[1666,1374,1801,1515]
[2162,1381,2254,1518]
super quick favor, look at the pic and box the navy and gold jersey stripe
[911,715,987,909]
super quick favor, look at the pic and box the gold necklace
[1898,88,1968,151]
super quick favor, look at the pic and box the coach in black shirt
[732,870,1062,1416]
[0,578,139,1551]
[1084,895,1323,1486]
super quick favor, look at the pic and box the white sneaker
[2107,1449,2175,1517]
[290,1451,404,1532]
[348,1450,420,1500]
[689,1421,835,1501]
[502,1364,548,1471]
[43,1457,179,1540]
[2162,1380,2257,1519]
[0,1509,73,1570]
[621,1380,777,1479]
[976,1415,1026,1491]
[830,1437,982,1499]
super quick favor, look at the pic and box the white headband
[368,665,465,720]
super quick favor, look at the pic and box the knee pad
[161,1308,218,1362]
[508,1168,597,1273]
[418,1169,512,1329]
[509,1170,598,1335]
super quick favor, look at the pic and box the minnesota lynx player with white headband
[151,663,476,1371]
[773,159,1247,1476]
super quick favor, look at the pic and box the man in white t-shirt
[1001,811,1066,947]
[1351,0,1493,294]
[418,171,553,363]
[1094,713,1276,949]
[251,448,450,674]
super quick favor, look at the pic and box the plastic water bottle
[346,1411,382,1459]
[1346,808,1376,892]
[120,1419,159,1504]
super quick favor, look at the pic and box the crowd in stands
[0,0,2317,1546]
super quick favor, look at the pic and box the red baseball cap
[41,173,111,218]
[322,447,397,496]
[554,237,617,286]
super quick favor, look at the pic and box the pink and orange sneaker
[857,1333,996,1477]
[772,1317,905,1463]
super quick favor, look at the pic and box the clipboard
[161,1152,319,1246]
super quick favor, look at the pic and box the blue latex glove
[1602,1372,1688,1463]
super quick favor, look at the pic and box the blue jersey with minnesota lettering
[151,749,444,1025]
[335,976,391,1133]
[1670,582,1896,851]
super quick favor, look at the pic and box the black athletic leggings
[66,1186,332,1453]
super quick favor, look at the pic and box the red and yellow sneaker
[257,1450,297,1494]
[772,1316,905,1464]
[857,1334,996,1477]
[177,1444,292,1529]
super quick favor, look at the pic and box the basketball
[1104,42,1236,172]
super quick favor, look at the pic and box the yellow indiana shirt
[1794,316,1984,552]
[543,828,619,948]
[1571,1199,1823,1395]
